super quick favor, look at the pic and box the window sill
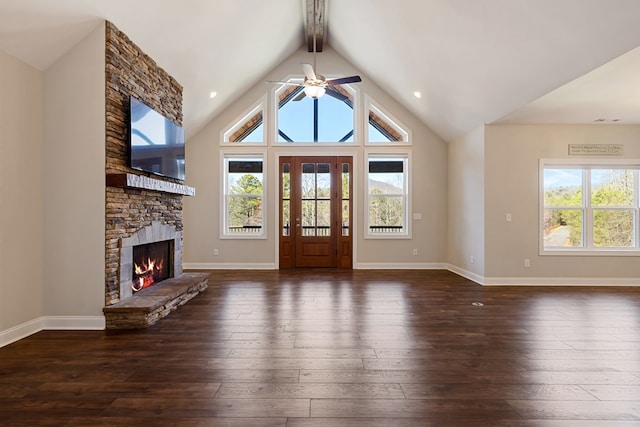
[541,249,640,257]
[220,234,267,240]
[365,234,411,240]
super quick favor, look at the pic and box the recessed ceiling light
[209,91,217,99]
[413,91,422,99]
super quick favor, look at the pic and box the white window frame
[540,158,640,256]
[221,96,267,146]
[365,151,411,239]
[364,95,411,146]
[221,151,267,239]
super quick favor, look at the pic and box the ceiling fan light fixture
[304,85,326,99]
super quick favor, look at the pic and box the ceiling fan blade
[301,63,317,81]
[325,75,362,86]
[325,87,348,102]
[266,80,304,86]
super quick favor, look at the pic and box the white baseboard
[446,264,484,285]
[354,262,448,270]
[42,316,106,330]
[183,262,277,270]
[0,317,44,348]
[1,316,105,348]
[482,276,640,286]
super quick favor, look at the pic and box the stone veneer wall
[104,21,184,305]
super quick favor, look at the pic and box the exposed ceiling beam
[306,0,324,52]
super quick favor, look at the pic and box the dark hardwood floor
[2,269,640,426]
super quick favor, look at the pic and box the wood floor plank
[400,383,595,400]
[310,398,520,418]
[507,400,640,420]
[65,417,288,427]
[102,397,310,418]
[216,383,405,399]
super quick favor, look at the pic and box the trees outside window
[543,163,639,252]
[223,156,265,238]
[366,154,409,237]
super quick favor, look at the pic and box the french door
[279,156,352,268]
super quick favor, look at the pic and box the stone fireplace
[102,22,207,330]
[119,221,182,300]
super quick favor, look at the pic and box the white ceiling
[2,0,640,142]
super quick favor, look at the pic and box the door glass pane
[317,163,331,200]
[282,163,290,199]
[342,200,349,236]
[299,162,332,237]
[302,163,316,199]
[282,200,290,236]
[342,163,350,236]
[301,200,316,236]
[317,200,331,236]
[282,163,290,236]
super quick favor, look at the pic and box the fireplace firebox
[132,240,173,293]
[118,221,183,302]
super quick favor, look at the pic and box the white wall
[42,22,106,324]
[448,126,485,281]
[183,47,448,269]
[484,124,640,284]
[0,51,45,343]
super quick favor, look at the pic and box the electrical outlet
[412,249,418,256]
[524,258,530,268]
[470,255,474,264]
[213,248,219,256]
[506,213,512,222]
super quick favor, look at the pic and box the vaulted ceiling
[2,0,640,142]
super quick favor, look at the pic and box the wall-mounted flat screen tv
[129,96,185,181]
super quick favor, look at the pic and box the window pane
[225,157,264,237]
[591,169,634,207]
[543,209,582,247]
[278,85,354,143]
[544,169,582,207]
[369,195,404,231]
[369,160,404,198]
[367,157,407,235]
[227,195,263,233]
[594,209,634,247]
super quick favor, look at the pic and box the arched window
[366,97,410,145]
[276,81,356,143]
[223,97,266,145]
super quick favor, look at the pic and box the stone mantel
[107,173,195,196]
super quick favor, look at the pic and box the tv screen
[129,96,185,181]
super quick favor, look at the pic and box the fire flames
[132,257,165,292]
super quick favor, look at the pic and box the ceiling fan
[266,0,361,102]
